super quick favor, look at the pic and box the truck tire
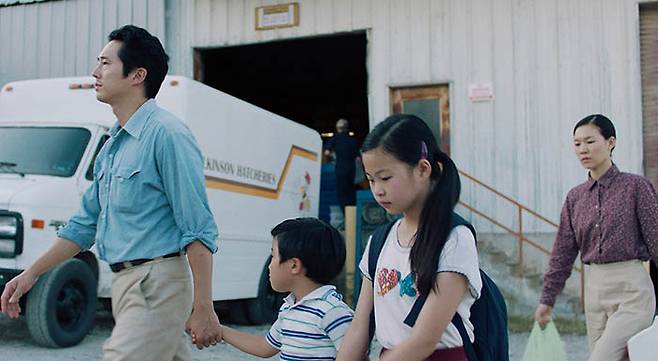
[225,299,250,325]
[26,258,97,347]
[245,258,285,325]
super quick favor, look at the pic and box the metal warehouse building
[1,0,657,279]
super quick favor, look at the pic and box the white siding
[0,0,649,226]
[171,0,646,225]
[0,0,165,85]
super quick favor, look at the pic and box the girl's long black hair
[361,114,461,296]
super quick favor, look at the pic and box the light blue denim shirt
[58,99,219,263]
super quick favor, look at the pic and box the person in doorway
[337,114,482,361]
[534,114,658,361]
[0,25,222,360]
[221,217,353,360]
[324,118,361,214]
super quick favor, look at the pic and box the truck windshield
[0,127,92,177]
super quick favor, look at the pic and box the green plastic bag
[521,321,568,361]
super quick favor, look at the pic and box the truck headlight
[0,212,23,257]
[0,216,17,237]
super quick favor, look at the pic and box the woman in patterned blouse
[534,114,658,361]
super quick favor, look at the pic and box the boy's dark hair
[108,25,169,99]
[271,218,346,284]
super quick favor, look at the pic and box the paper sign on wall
[255,3,299,30]
[468,82,495,102]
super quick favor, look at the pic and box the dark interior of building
[198,32,369,144]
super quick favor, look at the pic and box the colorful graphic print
[377,268,417,298]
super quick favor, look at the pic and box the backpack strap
[402,298,478,361]
[367,220,397,344]
[367,221,397,281]
[402,213,475,326]
[400,213,479,361]
[451,312,479,361]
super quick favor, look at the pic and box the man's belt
[109,251,183,273]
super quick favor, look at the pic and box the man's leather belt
[109,251,183,273]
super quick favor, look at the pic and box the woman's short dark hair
[108,25,169,99]
[573,114,616,154]
[271,218,346,285]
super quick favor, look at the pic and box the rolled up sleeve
[157,128,219,253]
[56,181,100,250]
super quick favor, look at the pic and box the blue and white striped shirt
[267,285,354,361]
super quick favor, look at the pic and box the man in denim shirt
[0,25,221,360]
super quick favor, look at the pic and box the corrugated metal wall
[177,0,647,227]
[0,0,652,227]
[0,0,165,85]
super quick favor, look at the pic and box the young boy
[222,217,354,360]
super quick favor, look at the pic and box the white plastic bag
[628,316,658,361]
[521,321,568,361]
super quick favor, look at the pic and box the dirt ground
[0,311,588,361]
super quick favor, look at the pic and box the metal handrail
[458,169,585,308]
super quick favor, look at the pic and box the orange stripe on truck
[205,146,318,199]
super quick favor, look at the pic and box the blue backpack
[366,213,509,361]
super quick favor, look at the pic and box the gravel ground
[1,312,589,361]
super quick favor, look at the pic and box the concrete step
[477,235,585,321]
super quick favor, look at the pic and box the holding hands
[186,304,223,349]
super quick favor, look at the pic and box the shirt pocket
[112,167,142,213]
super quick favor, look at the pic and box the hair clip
[420,141,428,160]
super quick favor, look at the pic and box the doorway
[195,32,369,141]
[196,32,369,224]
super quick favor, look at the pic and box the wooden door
[390,85,451,155]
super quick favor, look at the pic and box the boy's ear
[290,257,305,275]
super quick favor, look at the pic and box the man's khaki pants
[585,260,656,361]
[103,256,193,361]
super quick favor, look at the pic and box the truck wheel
[245,258,285,325]
[26,258,97,347]
[225,299,250,325]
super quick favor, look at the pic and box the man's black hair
[108,25,169,99]
[271,218,346,285]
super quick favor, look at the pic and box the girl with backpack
[337,114,483,361]
[535,114,658,361]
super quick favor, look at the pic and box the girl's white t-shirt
[358,219,482,350]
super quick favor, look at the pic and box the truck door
[78,131,110,195]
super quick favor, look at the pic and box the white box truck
[0,76,321,347]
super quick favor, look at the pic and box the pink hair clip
[420,141,428,160]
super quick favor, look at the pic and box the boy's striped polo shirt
[267,285,354,361]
